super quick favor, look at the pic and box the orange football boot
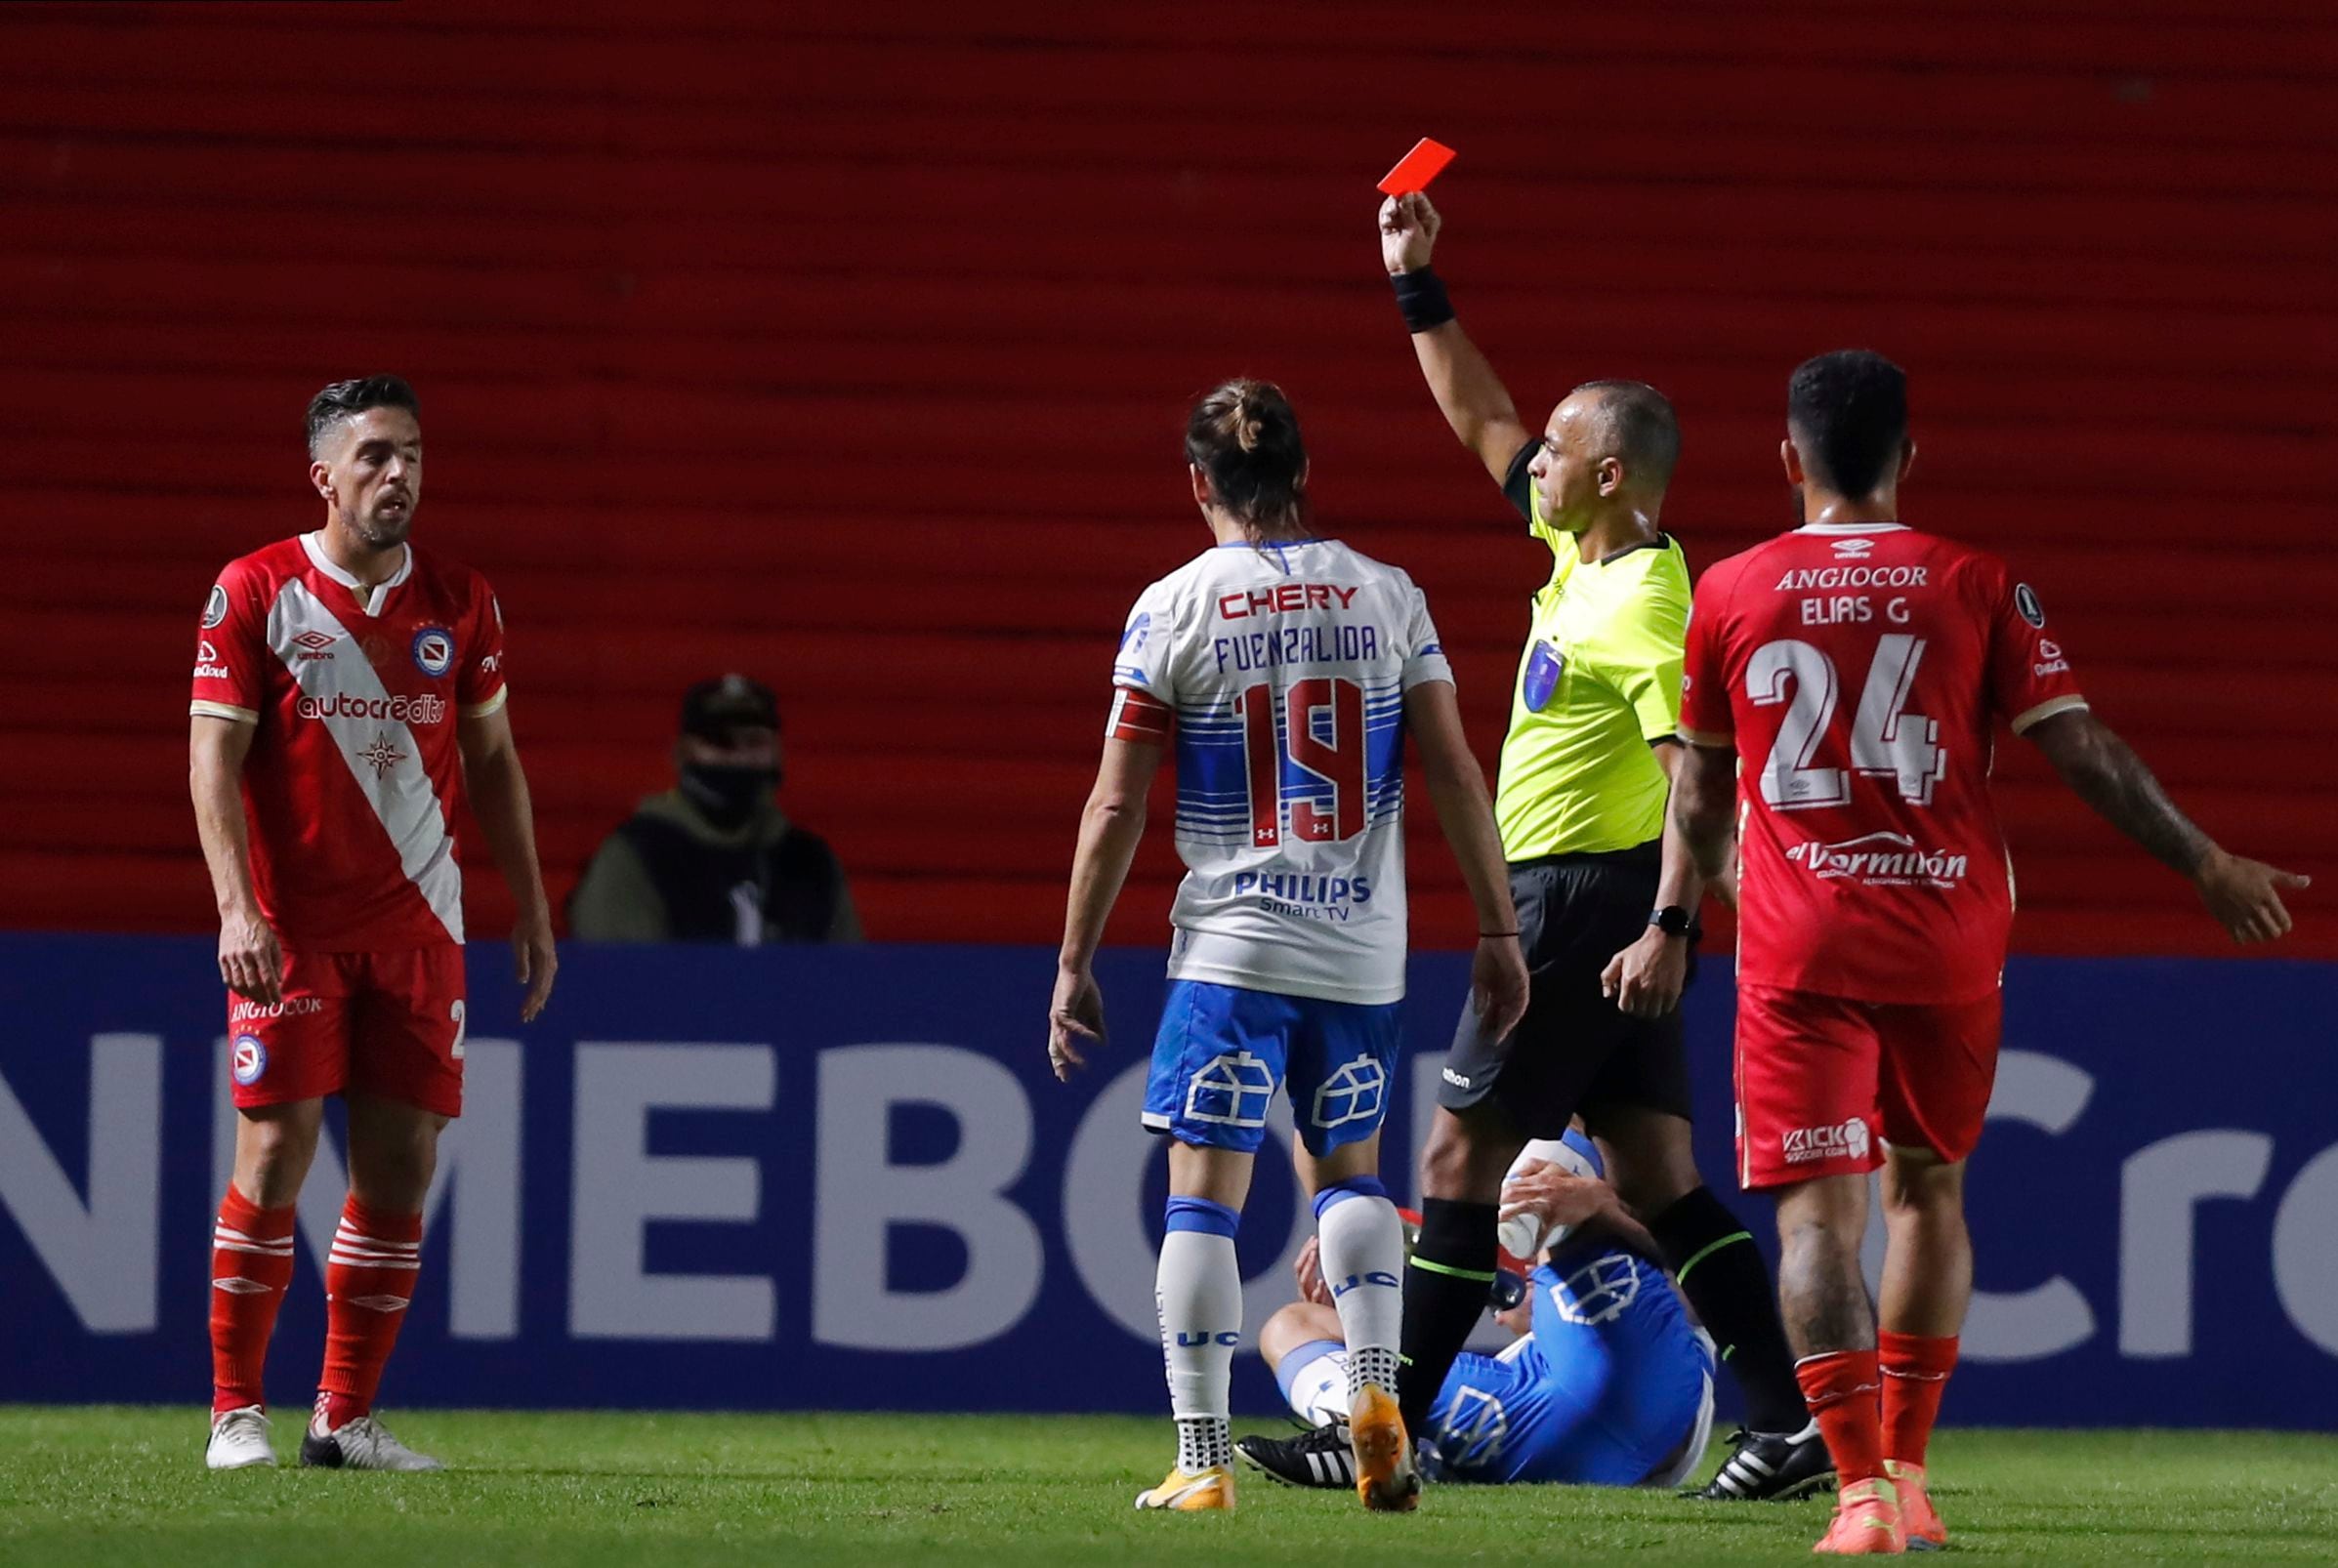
[1347,1383,1421,1512]
[1134,1464,1233,1511]
[1885,1461,1945,1550]
[1814,1476,1905,1554]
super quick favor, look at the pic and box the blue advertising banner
[1,934,2332,1426]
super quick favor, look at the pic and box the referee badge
[1523,640,1566,712]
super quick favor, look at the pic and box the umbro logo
[1830,538,1876,558]
[344,1294,411,1313]
[291,629,339,662]
[212,1277,271,1295]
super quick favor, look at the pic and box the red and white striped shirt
[190,532,508,953]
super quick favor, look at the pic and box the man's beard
[353,507,413,548]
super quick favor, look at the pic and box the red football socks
[314,1197,423,1431]
[1796,1349,1885,1486]
[1880,1331,1959,1467]
[210,1187,297,1415]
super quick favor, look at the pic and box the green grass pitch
[2,1407,2333,1565]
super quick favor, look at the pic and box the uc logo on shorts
[1185,1051,1274,1128]
[230,1034,268,1086]
[1313,1057,1387,1131]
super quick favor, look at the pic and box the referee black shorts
[1437,840,1694,1139]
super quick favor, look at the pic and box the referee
[1283,192,1824,1500]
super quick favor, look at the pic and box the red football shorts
[225,945,467,1118]
[1733,983,2002,1190]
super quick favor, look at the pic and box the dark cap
[680,674,779,742]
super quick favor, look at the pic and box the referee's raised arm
[1379,193,1533,487]
[1355,186,1827,1499]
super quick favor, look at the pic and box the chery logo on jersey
[1785,830,1970,889]
[295,691,448,725]
[1215,583,1360,620]
[411,627,456,678]
[1782,1117,1869,1166]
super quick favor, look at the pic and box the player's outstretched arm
[1379,192,1533,486]
[1051,736,1162,1082]
[457,707,559,1020]
[1405,679,1530,1043]
[190,714,282,1007]
[2026,708,2309,944]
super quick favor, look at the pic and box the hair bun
[1236,415,1264,453]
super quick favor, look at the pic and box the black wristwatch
[1649,904,1692,938]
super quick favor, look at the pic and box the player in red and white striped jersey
[191,376,558,1473]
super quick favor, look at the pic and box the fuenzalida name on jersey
[1108,540,1454,1008]
[1212,582,1385,672]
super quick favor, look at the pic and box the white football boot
[300,1413,444,1471]
[205,1405,277,1469]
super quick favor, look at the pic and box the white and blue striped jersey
[1106,538,1453,1005]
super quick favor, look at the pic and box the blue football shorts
[1141,979,1401,1156]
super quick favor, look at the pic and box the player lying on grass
[1243,1130,1716,1491]
[1049,379,1529,1515]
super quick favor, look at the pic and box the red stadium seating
[0,0,2330,955]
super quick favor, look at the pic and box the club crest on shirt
[411,626,456,678]
[230,1034,268,1086]
[1522,640,1565,712]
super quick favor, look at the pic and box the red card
[1377,138,1456,195]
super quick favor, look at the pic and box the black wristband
[1392,268,1455,334]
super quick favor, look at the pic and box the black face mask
[680,763,778,830]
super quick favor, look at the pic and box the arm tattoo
[1671,748,1736,880]
[2035,714,2212,877]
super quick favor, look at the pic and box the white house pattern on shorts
[1312,1056,1388,1132]
[1183,1051,1275,1128]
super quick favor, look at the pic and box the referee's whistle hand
[1472,935,1529,1047]
[1602,929,1686,1020]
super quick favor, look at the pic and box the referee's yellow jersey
[1492,452,1692,860]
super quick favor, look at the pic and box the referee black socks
[1397,1198,1499,1433]
[1649,1185,1809,1434]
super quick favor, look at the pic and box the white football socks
[1315,1182,1405,1401]
[1156,1217,1239,1473]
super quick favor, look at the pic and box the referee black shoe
[1235,1420,1357,1490]
[1686,1421,1834,1502]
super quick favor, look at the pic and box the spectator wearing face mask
[567,675,860,944]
